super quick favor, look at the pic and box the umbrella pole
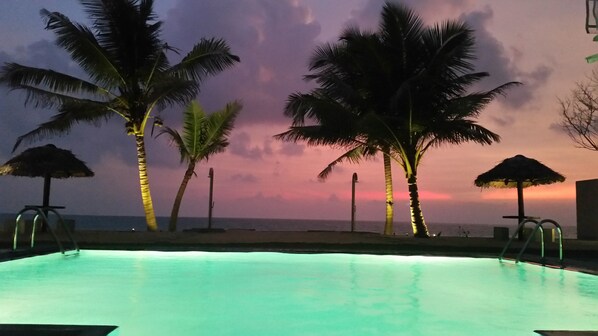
[517,181,525,241]
[42,175,51,232]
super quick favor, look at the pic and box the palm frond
[274,125,364,150]
[442,81,522,118]
[159,100,241,164]
[0,63,110,107]
[284,91,363,135]
[423,20,476,76]
[148,76,199,110]
[156,127,187,163]
[168,38,240,84]
[198,101,242,160]
[379,2,424,50]
[40,9,123,87]
[318,146,367,180]
[13,100,114,151]
[80,0,165,78]
[182,101,206,158]
[275,126,327,145]
[424,119,500,151]
[307,42,341,74]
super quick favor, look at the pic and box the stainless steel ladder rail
[499,218,539,261]
[515,219,563,267]
[13,206,79,254]
[499,218,564,268]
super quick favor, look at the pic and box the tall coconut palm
[0,0,239,231]
[304,30,401,235]
[277,72,398,235]
[369,3,519,238]
[158,100,241,232]
[277,19,414,236]
[279,3,519,238]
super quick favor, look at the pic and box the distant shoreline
[0,212,578,238]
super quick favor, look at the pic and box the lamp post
[208,168,214,229]
[586,0,598,33]
[586,0,598,63]
[351,172,358,232]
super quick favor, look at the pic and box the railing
[499,218,564,268]
[13,205,79,254]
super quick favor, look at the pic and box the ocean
[0,213,578,238]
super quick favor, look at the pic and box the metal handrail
[13,206,79,254]
[515,219,564,267]
[540,219,564,265]
[499,218,539,261]
[499,218,564,268]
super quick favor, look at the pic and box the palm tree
[158,100,241,232]
[277,91,398,235]
[279,3,519,238]
[369,3,519,237]
[277,29,400,235]
[0,0,239,231]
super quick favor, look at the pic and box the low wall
[577,179,598,240]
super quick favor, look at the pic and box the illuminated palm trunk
[169,162,196,232]
[135,134,158,231]
[383,153,394,235]
[407,174,430,238]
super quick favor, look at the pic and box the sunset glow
[1,0,597,229]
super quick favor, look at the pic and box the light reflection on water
[0,251,597,335]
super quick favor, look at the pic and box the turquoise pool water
[0,251,597,335]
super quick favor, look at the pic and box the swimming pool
[0,251,597,335]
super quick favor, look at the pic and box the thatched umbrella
[475,154,565,237]
[0,144,94,215]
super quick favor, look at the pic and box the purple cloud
[279,142,305,156]
[162,0,321,125]
[230,173,259,183]
[461,7,553,109]
[229,132,265,160]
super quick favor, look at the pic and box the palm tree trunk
[407,174,430,238]
[135,134,158,231]
[169,162,196,232]
[383,153,394,235]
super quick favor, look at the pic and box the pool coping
[2,230,598,274]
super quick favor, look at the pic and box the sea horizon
[0,213,578,238]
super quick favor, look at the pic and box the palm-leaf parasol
[474,154,565,236]
[0,144,94,211]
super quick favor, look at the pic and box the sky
[1,0,598,233]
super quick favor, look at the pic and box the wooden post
[517,180,525,240]
[351,173,358,232]
[208,168,214,229]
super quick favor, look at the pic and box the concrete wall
[576,179,598,240]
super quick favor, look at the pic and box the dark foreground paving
[0,324,117,336]
[536,331,598,335]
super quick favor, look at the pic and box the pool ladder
[12,206,79,255]
[499,218,564,268]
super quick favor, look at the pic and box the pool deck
[1,229,598,274]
